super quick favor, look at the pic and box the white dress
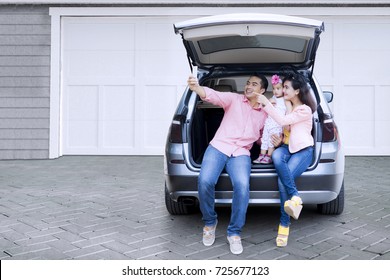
[261,96,286,150]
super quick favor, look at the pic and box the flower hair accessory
[271,74,282,85]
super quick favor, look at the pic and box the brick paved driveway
[0,156,389,260]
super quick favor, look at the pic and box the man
[187,74,268,254]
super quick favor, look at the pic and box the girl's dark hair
[283,74,317,113]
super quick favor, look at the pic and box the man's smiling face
[244,76,263,99]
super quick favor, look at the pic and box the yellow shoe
[276,225,289,247]
[284,196,303,220]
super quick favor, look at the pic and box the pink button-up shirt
[202,87,267,157]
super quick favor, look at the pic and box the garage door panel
[143,50,188,78]
[102,86,135,120]
[101,86,135,148]
[339,50,390,81]
[376,121,390,148]
[67,121,98,148]
[376,86,390,121]
[340,120,375,149]
[318,22,333,50]
[340,84,390,155]
[99,51,135,77]
[64,86,99,150]
[66,86,98,121]
[67,76,136,86]
[64,21,136,50]
[102,121,135,148]
[144,120,171,148]
[315,50,334,80]
[61,17,189,155]
[143,86,177,148]
[341,86,374,121]
[144,85,177,121]
[67,50,135,79]
[341,23,390,50]
[145,23,183,50]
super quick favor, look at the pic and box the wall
[0,5,50,159]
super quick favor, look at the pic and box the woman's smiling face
[283,80,299,102]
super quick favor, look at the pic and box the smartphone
[192,66,198,77]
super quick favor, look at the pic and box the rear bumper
[165,142,345,205]
[168,190,340,205]
[166,172,344,205]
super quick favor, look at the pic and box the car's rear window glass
[198,35,306,54]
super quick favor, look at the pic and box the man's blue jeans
[198,145,250,237]
[272,144,314,227]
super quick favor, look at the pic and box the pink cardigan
[263,102,313,153]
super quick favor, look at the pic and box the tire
[317,181,345,215]
[165,185,199,215]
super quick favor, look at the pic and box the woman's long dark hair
[283,74,317,113]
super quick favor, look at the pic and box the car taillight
[322,114,339,143]
[169,115,186,143]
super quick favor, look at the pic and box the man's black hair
[251,73,268,90]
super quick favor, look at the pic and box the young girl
[253,74,291,164]
[256,73,317,247]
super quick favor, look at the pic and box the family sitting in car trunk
[187,72,317,254]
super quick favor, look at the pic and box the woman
[257,73,317,247]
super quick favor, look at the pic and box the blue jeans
[198,145,250,236]
[272,144,314,227]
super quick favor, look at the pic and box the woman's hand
[256,94,269,107]
[270,133,283,148]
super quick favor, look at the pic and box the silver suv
[164,13,345,215]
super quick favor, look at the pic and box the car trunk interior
[190,98,272,167]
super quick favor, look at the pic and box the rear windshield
[198,35,306,54]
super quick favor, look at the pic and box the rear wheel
[317,181,345,215]
[165,185,199,215]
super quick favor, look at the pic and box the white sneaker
[227,235,243,255]
[202,221,217,246]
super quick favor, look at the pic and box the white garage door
[59,14,390,156]
[61,17,188,155]
[314,16,390,155]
